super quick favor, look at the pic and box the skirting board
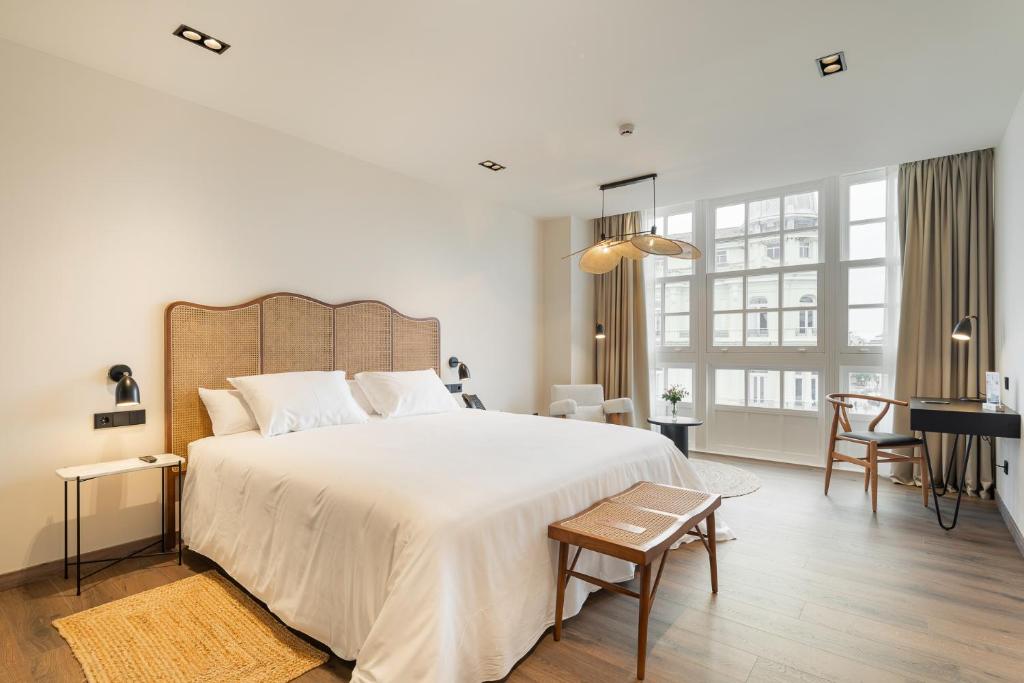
[0,534,166,592]
[996,491,1024,558]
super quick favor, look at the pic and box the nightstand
[56,454,184,595]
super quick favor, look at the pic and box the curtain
[595,211,650,427]
[892,149,995,497]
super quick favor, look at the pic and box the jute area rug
[53,571,327,683]
[691,458,762,498]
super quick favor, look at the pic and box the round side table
[647,416,704,457]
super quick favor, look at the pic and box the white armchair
[549,384,634,426]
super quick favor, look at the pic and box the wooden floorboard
[2,454,1021,682]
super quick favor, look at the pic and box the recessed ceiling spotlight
[173,24,230,54]
[816,51,846,77]
[478,160,506,172]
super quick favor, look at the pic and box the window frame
[705,180,825,354]
[839,168,895,354]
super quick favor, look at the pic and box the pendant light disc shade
[669,240,702,260]
[580,241,622,274]
[629,234,684,256]
[611,239,648,260]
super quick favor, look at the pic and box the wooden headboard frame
[164,293,441,467]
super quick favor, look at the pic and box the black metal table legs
[921,432,977,531]
[65,465,182,596]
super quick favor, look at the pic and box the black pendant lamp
[566,173,702,274]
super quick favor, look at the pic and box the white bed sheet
[183,410,731,683]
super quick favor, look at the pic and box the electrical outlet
[94,409,146,429]
[445,383,463,394]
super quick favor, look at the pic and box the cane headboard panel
[165,293,440,465]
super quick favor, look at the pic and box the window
[710,188,821,349]
[784,371,819,410]
[715,367,817,412]
[652,365,695,414]
[842,171,893,349]
[652,210,695,348]
[844,370,891,415]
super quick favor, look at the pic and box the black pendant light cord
[600,188,606,240]
[651,176,657,234]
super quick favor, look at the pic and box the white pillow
[347,380,377,415]
[228,371,369,437]
[355,369,459,419]
[198,388,258,436]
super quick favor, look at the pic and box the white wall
[540,217,594,410]
[995,87,1024,542]
[0,39,542,575]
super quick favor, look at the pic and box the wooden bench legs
[553,514,719,680]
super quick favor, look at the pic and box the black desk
[648,416,703,457]
[910,398,1020,530]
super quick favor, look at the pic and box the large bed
[168,294,729,683]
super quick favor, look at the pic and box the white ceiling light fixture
[816,51,847,77]
[565,173,702,274]
[173,24,230,54]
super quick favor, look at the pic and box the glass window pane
[784,229,819,265]
[746,274,778,309]
[665,281,689,313]
[748,234,781,269]
[849,307,884,346]
[784,192,819,230]
[748,198,780,234]
[784,371,819,410]
[715,369,745,406]
[713,277,743,310]
[848,266,886,305]
[783,271,817,307]
[748,370,780,408]
[652,367,695,416]
[664,315,689,346]
[850,180,886,222]
[847,371,888,414]
[666,258,692,276]
[783,309,817,346]
[662,213,694,275]
[849,221,886,260]
[746,311,779,346]
[714,238,745,271]
[713,313,743,346]
[665,213,692,237]
[715,204,745,238]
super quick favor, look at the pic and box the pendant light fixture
[566,173,702,274]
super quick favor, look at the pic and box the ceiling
[2,1,1023,219]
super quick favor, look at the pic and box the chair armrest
[550,398,578,417]
[602,397,633,415]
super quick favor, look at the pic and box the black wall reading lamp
[94,365,146,429]
[109,364,141,406]
[446,356,471,393]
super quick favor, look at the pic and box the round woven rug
[691,459,761,498]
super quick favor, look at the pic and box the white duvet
[183,410,730,683]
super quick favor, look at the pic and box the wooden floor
[3,455,1023,682]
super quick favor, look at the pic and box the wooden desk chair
[825,393,929,513]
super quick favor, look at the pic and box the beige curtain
[595,212,650,427]
[892,149,995,497]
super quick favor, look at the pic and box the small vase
[671,403,678,418]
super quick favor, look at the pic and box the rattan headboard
[165,293,440,465]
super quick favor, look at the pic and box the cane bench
[548,482,721,680]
